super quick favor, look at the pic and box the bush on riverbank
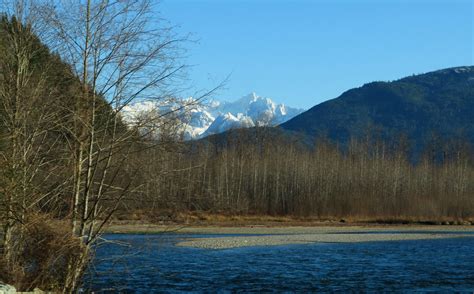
[0,214,85,292]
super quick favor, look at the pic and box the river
[85,232,474,292]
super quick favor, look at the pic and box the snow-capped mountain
[121,93,304,140]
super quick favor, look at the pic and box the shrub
[0,213,86,291]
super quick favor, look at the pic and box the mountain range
[122,92,304,139]
[123,66,474,153]
[201,66,474,158]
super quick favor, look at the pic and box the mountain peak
[234,92,260,105]
[248,92,259,100]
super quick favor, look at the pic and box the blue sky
[159,0,473,109]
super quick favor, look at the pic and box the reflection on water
[85,232,474,292]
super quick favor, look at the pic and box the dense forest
[0,1,473,292]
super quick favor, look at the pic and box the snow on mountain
[181,107,215,139]
[121,93,304,140]
[198,92,304,136]
[202,112,255,137]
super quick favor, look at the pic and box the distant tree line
[129,128,473,222]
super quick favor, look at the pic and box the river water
[85,232,474,292]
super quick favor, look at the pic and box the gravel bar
[176,228,474,249]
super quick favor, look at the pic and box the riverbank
[107,212,474,234]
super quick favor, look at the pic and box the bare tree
[29,0,200,290]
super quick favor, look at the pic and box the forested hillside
[281,67,474,155]
[0,14,132,291]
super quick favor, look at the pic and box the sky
[158,0,473,109]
